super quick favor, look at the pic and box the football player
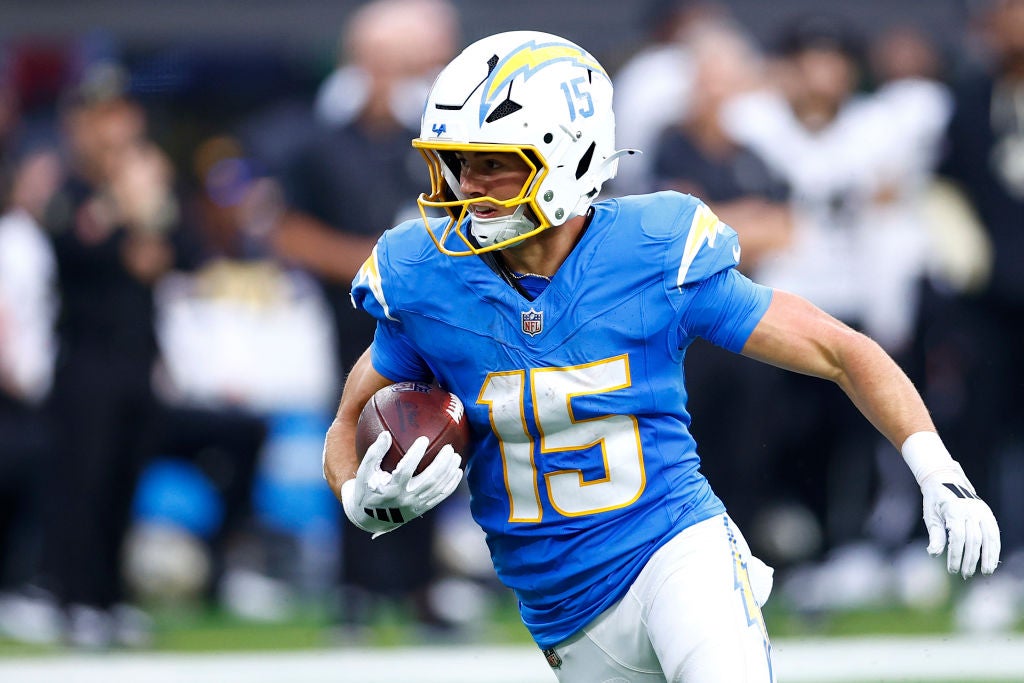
[322,31,1000,682]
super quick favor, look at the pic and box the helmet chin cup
[469,204,536,250]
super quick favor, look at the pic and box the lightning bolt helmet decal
[479,39,608,126]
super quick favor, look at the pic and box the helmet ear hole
[575,142,596,180]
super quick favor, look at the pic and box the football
[356,382,471,475]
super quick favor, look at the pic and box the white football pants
[544,513,775,683]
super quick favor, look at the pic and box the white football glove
[903,432,1001,577]
[341,431,463,538]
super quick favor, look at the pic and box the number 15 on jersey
[477,354,646,523]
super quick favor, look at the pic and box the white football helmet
[412,30,633,255]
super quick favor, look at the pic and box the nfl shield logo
[542,647,562,669]
[521,308,543,336]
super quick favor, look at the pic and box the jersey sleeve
[671,200,746,287]
[351,243,398,323]
[648,193,772,351]
[369,319,432,382]
[351,234,432,381]
[677,268,773,352]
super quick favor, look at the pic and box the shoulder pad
[352,243,397,321]
[674,202,738,287]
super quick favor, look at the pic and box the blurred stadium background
[0,0,965,65]
[1,0,1023,681]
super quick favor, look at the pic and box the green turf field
[0,589,1000,654]
[2,592,1021,682]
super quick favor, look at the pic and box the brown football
[355,382,471,475]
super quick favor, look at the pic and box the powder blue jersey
[351,191,772,648]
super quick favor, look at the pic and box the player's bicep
[740,289,855,380]
[338,350,394,421]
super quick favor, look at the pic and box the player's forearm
[323,415,360,500]
[830,331,936,450]
[322,348,394,499]
[742,290,934,449]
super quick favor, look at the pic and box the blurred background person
[142,132,337,618]
[0,144,62,644]
[718,13,955,604]
[273,0,458,381]
[858,20,975,599]
[38,64,179,648]
[651,18,792,271]
[141,134,279,613]
[724,14,951,356]
[269,0,464,634]
[610,0,729,196]
[923,0,1024,632]
[647,17,795,566]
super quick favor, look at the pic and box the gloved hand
[341,431,463,538]
[919,463,1000,576]
[903,432,1000,577]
